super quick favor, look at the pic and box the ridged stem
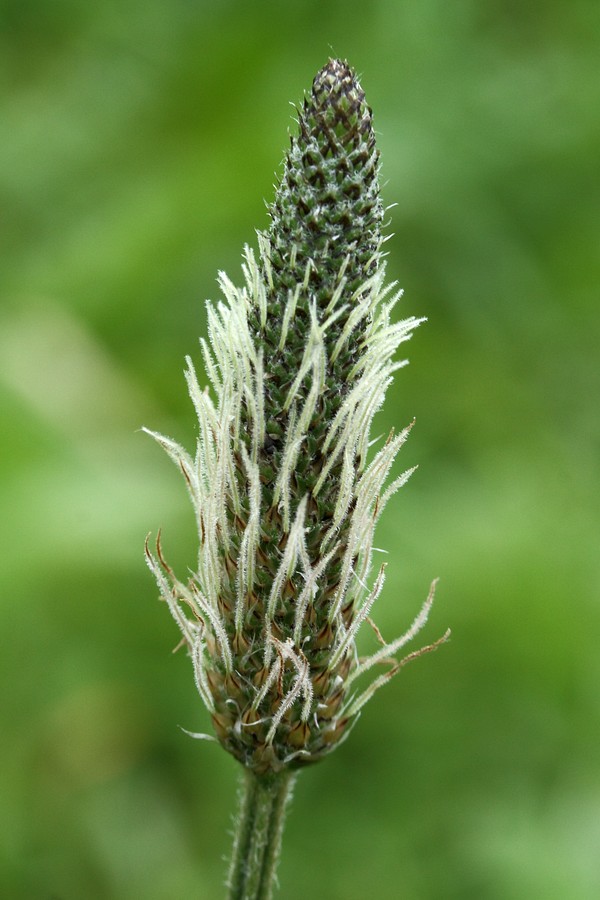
[227,769,296,900]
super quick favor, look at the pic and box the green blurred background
[1,1,599,897]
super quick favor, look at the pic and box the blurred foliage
[1,1,599,897]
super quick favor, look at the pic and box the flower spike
[145,58,447,780]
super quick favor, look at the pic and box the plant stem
[227,769,296,900]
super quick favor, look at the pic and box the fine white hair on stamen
[347,579,440,686]
[263,496,308,666]
[189,580,233,673]
[328,564,387,671]
[235,444,262,635]
[252,654,283,713]
[266,639,313,743]
[279,283,301,351]
[191,630,215,712]
[342,627,451,720]
[145,542,195,645]
[292,546,338,645]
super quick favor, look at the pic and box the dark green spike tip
[266,58,383,314]
[306,58,374,151]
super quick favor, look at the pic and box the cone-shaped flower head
[145,59,448,778]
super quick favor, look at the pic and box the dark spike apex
[309,58,373,152]
[266,58,383,315]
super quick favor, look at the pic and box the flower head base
[145,59,449,778]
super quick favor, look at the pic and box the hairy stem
[227,769,296,900]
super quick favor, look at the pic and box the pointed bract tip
[319,57,354,82]
[311,57,366,107]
